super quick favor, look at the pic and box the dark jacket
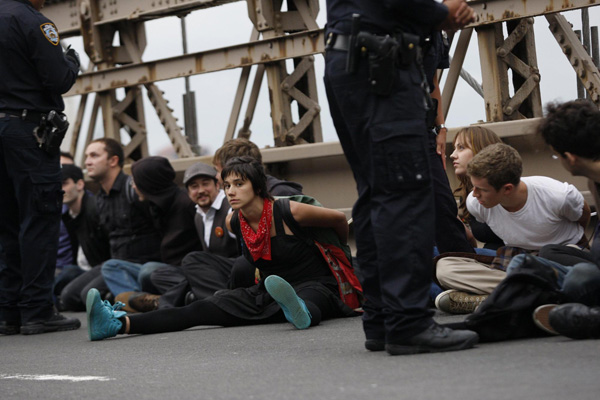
[266,175,303,196]
[62,190,111,267]
[326,0,448,39]
[96,171,162,263]
[0,0,79,112]
[194,194,238,258]
[131,156,202,265]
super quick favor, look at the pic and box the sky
[60,1,600,159]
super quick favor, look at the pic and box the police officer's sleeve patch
[40,23,60,46]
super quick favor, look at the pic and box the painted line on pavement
[0,374,113,382]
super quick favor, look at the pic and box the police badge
[40,23,60,45]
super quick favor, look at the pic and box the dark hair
[213,138,262,167]
[60,151,74,162]
[467,143,522,191]
[538,100,600,160]
[90,138,124,168]
[221,156,273,200]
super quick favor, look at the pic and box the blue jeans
[507,254,600,306]
[138,262,168,293]
[102,259,143,295]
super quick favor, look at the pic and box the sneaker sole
[86,288,101,341]
[533,304,559,335]
[265,275,311,330]
[386,335,479,355]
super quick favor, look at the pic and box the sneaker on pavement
[86,288,124,341]
[129,292,160,313]
[20,312,81,335]
[532,304,559,335]
[549,303,600,340]
[264,275,312,330]
[435,289,488,314]
[386,323,479,355]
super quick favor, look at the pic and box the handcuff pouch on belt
[345,16,420,96]
[33,111,69,155]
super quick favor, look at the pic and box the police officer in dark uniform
[324,0,479,354]
[0,0,81,335]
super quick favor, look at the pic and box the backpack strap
[275,198,313,245]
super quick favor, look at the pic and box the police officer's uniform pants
[324,50,435,343]
[0,116,62,324]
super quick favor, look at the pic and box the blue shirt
[0,0,79,112]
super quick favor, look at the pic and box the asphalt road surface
[1,311,598,400]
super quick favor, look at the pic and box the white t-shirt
[467,176,584,250]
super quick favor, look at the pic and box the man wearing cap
[145,162,240,311]
[55,164,110,309]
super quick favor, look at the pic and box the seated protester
[85,156,359,340]
[449,126,504,252]
[212,138,303,195]
[526,100,600,340]
[101,156,202,304]
[54,154,78,295]
[55,165,110,310]
[137,162,241,311]
[60,139,162,310]
[435,143,590,314]
[159,139,308,308]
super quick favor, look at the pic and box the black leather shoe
[184,291,197,306]
[365,339,386,352]
[0,321,20,335]
[549,303,600,340]
[20,312,81,335]
[386,323,479,355]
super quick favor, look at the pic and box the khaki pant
[436,256,507,295]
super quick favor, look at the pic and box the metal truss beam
[64,29,324,96]
[44,0,599,37]
[469,0,599,27]
[44,0,242,37]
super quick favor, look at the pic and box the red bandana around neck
[239,198,273,261]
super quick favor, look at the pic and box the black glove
[65,45,81,68]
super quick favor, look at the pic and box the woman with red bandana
[85,156,359,340]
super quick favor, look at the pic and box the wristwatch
[435,124,447,135]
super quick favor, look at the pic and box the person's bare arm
[439,0,476,32]
[578,200,592,230]
[290,201,349,244]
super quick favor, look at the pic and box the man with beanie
[101,156,202,307]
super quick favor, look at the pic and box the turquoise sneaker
[264,275,312,330]
[86,288,124,341]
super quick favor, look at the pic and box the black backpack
[463,255,566,342]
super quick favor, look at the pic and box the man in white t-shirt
[435,143,590,314]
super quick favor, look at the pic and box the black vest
[194,197,238,258]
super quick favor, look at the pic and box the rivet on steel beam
[497,48,507,57]
[505,106,513,115]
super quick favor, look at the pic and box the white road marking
[0,374,112,382]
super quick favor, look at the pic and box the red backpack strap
[314,242,363,310]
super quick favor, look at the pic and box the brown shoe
[129,292,160,312]
[114,291,140,313]
[533,304,559,335]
